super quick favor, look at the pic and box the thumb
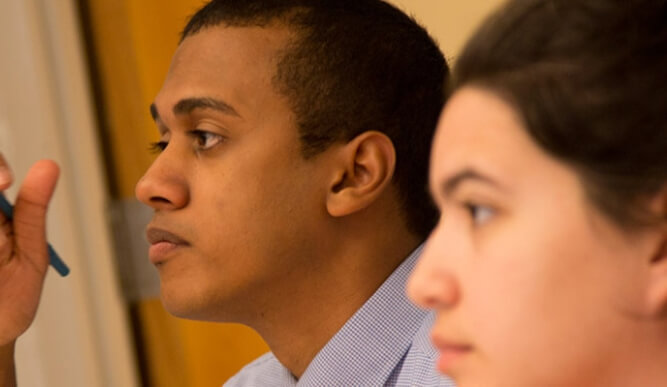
[0,153,14,191]
[13,160,60,269]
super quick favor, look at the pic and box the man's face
[136,25,332,322]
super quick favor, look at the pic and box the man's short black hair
[183,0,448,239]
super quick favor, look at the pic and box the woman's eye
[192,130,224,150]
[465,203,495,225]
[149,141,168,153]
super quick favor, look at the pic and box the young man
[1,0,452,385]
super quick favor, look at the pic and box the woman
[407,0,667,386]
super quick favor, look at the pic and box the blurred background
[0,0,503,386]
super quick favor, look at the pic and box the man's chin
[159,287,210,320]
[158,286,240,322]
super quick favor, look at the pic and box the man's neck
[251,231,421,379]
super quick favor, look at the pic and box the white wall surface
[0,1,138,386]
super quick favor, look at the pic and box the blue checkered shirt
[224,246,455,386]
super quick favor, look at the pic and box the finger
[13,160,60,269]
[0,153,14,191]
[0,225,13,266]
[0,198,12,266]
[0,216,11,233]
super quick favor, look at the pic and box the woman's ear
[646,239,667,317]
[326,131,396,217]
[644,188,667,317]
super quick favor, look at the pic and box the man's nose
[135,148,190,211]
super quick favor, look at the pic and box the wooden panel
[134,301,187,387]
[135,301,268,386]
[80,0,156,199]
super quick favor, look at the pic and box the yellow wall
[390,0,506,61]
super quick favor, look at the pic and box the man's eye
[192,130,224,150]
[465,203,495,225]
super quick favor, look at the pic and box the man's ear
[644,188,667,317]
[326,131,396,217]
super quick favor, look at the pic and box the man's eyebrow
[149,98,240,123]
[439,168,504,197]
[173,97,240,117]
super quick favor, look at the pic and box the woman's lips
[432,335,473,373]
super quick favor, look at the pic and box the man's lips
[146,227,189,245]
[146,227,190,264]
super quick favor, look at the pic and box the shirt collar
[298,245,427,386]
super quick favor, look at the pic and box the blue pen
[0,193,69,276]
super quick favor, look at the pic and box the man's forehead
[163,24,291,88]
[153,23,298,127]
[177,23,295,57]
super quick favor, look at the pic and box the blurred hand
[0,155,59,346]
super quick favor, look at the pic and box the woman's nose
[407,233,461,310]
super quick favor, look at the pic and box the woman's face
[407,87,659,387]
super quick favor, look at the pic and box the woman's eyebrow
[439,168,505,198]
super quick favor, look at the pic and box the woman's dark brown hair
[453,0,667,228]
